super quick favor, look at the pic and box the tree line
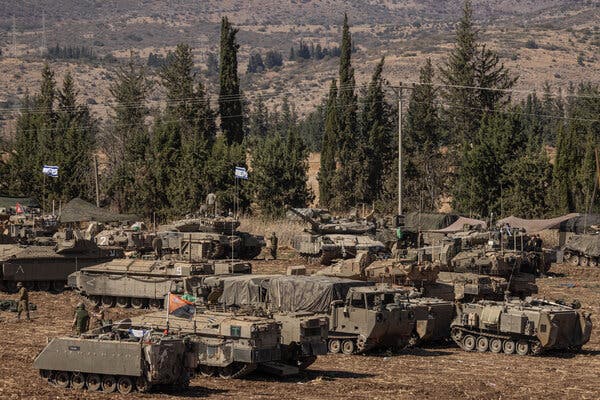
[1,2,598,220]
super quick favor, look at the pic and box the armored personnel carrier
[563,233,600,267]
[451,298,592,355]
[129,310,282,378]
[34,328,196,393]
[0,232,123,292]
[68,258,252,309]
[288,207,386,265]
[158,216,265,261]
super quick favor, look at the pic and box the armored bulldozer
[563,233,600,267]
[68,258,252,309]
[451,298,592,355]
[129,311,282,378]
[0,232,123,293]
[158,216,265,260]
[34,328,196,393]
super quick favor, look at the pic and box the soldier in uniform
[269,232,278,260]
[72,303,90,335]
[152,236,163,259]
[16,282,30,321]
[91,305,107,329]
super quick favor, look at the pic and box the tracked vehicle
[129,311,282,378]
[68,258,251,309]
[451,298,592,355]
[34,328,196,393]
[563,233,600,267]
[0,234,123,293]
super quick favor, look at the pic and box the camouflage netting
[497,214,581,233]
[0,196,40,210]
[564,235,600,258]
[558,214,600,233]
[404,213,459,230]
[59,198,138,223]
[431,217,487,233]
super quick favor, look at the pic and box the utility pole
[94,155,100,207]
[398,88,403,216]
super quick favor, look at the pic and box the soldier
[16,282,30,321]
[91,305,107,329]
[152,235,163,260]
[72,303,90,335]
[269,232,278,260]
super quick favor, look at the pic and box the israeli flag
[42,165,59,178]
[235,166,248,180]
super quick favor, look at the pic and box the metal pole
[398,95,403,216]
[94,155,100,207]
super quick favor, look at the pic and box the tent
[497,214,580,233]
[59,198,138,223]
[430,216,487,233]
[404,212,459,231]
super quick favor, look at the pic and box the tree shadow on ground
[154,386,229,398]
[244,368,376,383]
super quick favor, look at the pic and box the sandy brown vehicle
[34,328,196,393]
[451,298,592,355]
[129,311,283,378]
[563,233,600,267]
[68,258,251,309]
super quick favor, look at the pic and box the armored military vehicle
[158,216,265,261]
[94,227,154,253]
[451,298,592,355]
[34,328,196,393]
[0,233,123,293]
[563,233,600,267]
[129,310,282,378]
[288,207,386,265]
[68,258,252,309]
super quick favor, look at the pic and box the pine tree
[403,58,446,211]
[318,80,338,208]
[249,97,269,140]
[218,17,244,144]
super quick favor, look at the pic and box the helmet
[16,282,23,287]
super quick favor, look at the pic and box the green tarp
[59,198,138,223]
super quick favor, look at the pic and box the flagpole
[42,173,46,216]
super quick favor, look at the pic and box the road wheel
[90,296,102,307]
[117,376,134,394]
[101,296,116,308]
[39,369,52,381]
[71,372,85,390]
[131,298,145,309]
[462,335,476,351]
[569,255,580,266]
[580,257,589,267]
[341,339,355,355]
[36,281,51,291]
[503,340,516,354]
[135,376,150,393]
[476,336,489,352]
[24,281,35,290]
[86,374,101,391]
[102,375,117,393]
[55,371,70,388]
[490,338,503,353]
[328,339,341,354]
[516,340,530,356]
[116,297,130,308]
[590,258,599,268]
[530,340,543,356]
[149,299,162,310]
[199,366,216,377]
[451,327,463,343]
[50,281,65,293]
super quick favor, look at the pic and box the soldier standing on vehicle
[91,305,107,329]
[72,303,90,335]
[16,282,30,321]
[152,236,163,260]
[269,232,278,260]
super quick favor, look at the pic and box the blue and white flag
[42,165,59,178]
[234,166,248,180]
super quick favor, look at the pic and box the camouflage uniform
[269,232,278,260]
[72,304,90,335]
[16,283,30,321]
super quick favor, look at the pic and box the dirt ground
[1,259,600,400]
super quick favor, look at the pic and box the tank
[0,233,123,293]
[451,298,592,355]
[129,311,282,378]
[272,312,329,370]
[33,329,196,393]
[94,228,154,253]
[158,216,265,260]
[68,258,252,309]
[563,233,600,267]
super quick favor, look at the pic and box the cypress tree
[318,80,338,208]
[218,17,244,144]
